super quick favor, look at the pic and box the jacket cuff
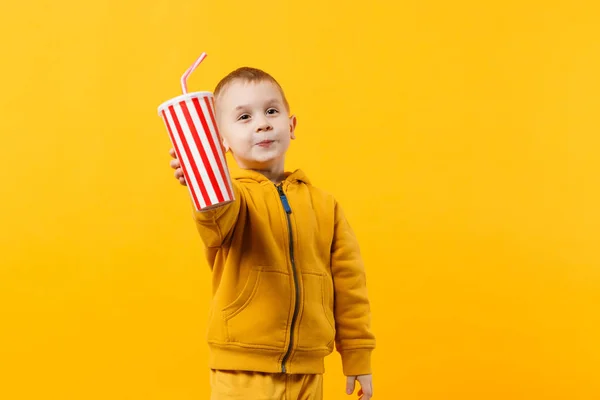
[340,349,373,376]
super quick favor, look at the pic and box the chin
[252,152,283,164]
[248,157,281,170]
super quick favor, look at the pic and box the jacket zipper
[276,183,299,373]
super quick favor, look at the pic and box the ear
[221,135,231,152]
[289,115,297,140]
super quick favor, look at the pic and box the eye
[237,114,250,121]
[266,108,279,115]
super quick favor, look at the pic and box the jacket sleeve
[331,200,376,376]
[193,180,242,248]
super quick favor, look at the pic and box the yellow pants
[210,370,323,400]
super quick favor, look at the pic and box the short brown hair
[214,67,290,112]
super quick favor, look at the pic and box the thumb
[346,376,356,395]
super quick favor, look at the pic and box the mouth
[256,140,275,147]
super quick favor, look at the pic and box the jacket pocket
[222,267,291,349]
[296,272,336,351]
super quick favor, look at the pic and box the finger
[357,378,373,399]
[169,148,177,158]
[170,159,180,169]
[179,177,187,186]
[175,168,185,179]
[346,376,356,395]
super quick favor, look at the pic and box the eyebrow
[233,98,281,111]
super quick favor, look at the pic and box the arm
[192,181,242,247]
[331,200,376,377]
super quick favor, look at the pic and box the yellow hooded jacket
[194,168,375,375]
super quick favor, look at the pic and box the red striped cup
[158,92,235,211]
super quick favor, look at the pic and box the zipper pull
[276,184,292,214]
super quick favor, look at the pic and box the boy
[168,67,375,399]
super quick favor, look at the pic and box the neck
[235,157,286,184]
[253,167,285,184]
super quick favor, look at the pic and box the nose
[255,115,273,133]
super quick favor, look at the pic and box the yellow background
[1,0,599,399]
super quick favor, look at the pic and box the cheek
[226,132,253,152]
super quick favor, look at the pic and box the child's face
[216,79,296,171]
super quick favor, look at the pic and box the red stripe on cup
[193,97,230,201]
[180,100,224,203]
[168,105,211,207]
[161,109,202,210]
[203,97,234,201]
